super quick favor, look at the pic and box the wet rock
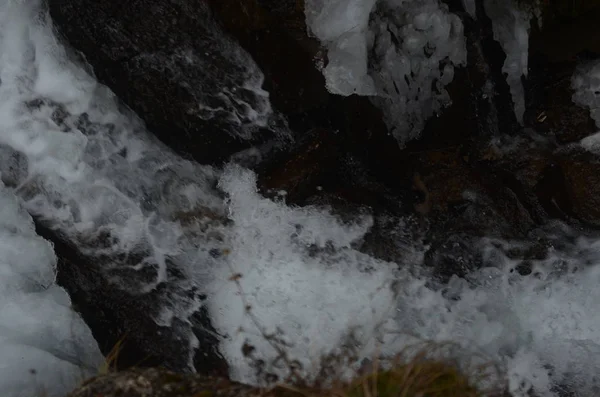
[557,148,600,225]
[257,128,339,202]
[0,144,28,187]
[206,0,329,122]
[34,222,229,377]
[48,0,281,165]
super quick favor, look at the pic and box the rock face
[37,224,228,377]
[48,0,281,165]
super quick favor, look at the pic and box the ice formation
[484,0,537,124]
[572,59,600,129]
[369,0,467,143]
[304,0,378,96]
[0,182,102,397]
[305,0,467,145]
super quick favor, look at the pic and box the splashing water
[1,0,600,396]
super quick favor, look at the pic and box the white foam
[211,168,600,396]
[211,165,400,383]
[0,181,102,397]
[0,0,230,370]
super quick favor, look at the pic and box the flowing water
[1,0,600,396]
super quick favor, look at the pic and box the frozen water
[484,0,535,124]
[573,60,600,128]
[369,0,467,144]
[305,0,467,145]
[305,0,378,95]
[0,181,102,397]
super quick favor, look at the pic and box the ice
[0,181,102,397]
[572,59,600,130]
[305,0,378,95]
[305,0,467,145]
[463,0,477,19]
[484,0,535,124]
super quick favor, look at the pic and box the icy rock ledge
[0,182,102,397]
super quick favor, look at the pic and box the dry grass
[269,345,504,397]
[97,333,127,375]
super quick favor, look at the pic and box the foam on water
[3,0,600,396]
[211,166,600,395]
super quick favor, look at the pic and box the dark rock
[523,6,600,144]
[207,0,329,120]
[48,0,282,165]
[35,222,229,377]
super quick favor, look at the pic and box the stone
[48,0,281,165]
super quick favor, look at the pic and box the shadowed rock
[48,0,282,165]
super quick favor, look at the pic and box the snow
[305,0,467,145]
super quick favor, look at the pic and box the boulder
[48,0,282,165]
